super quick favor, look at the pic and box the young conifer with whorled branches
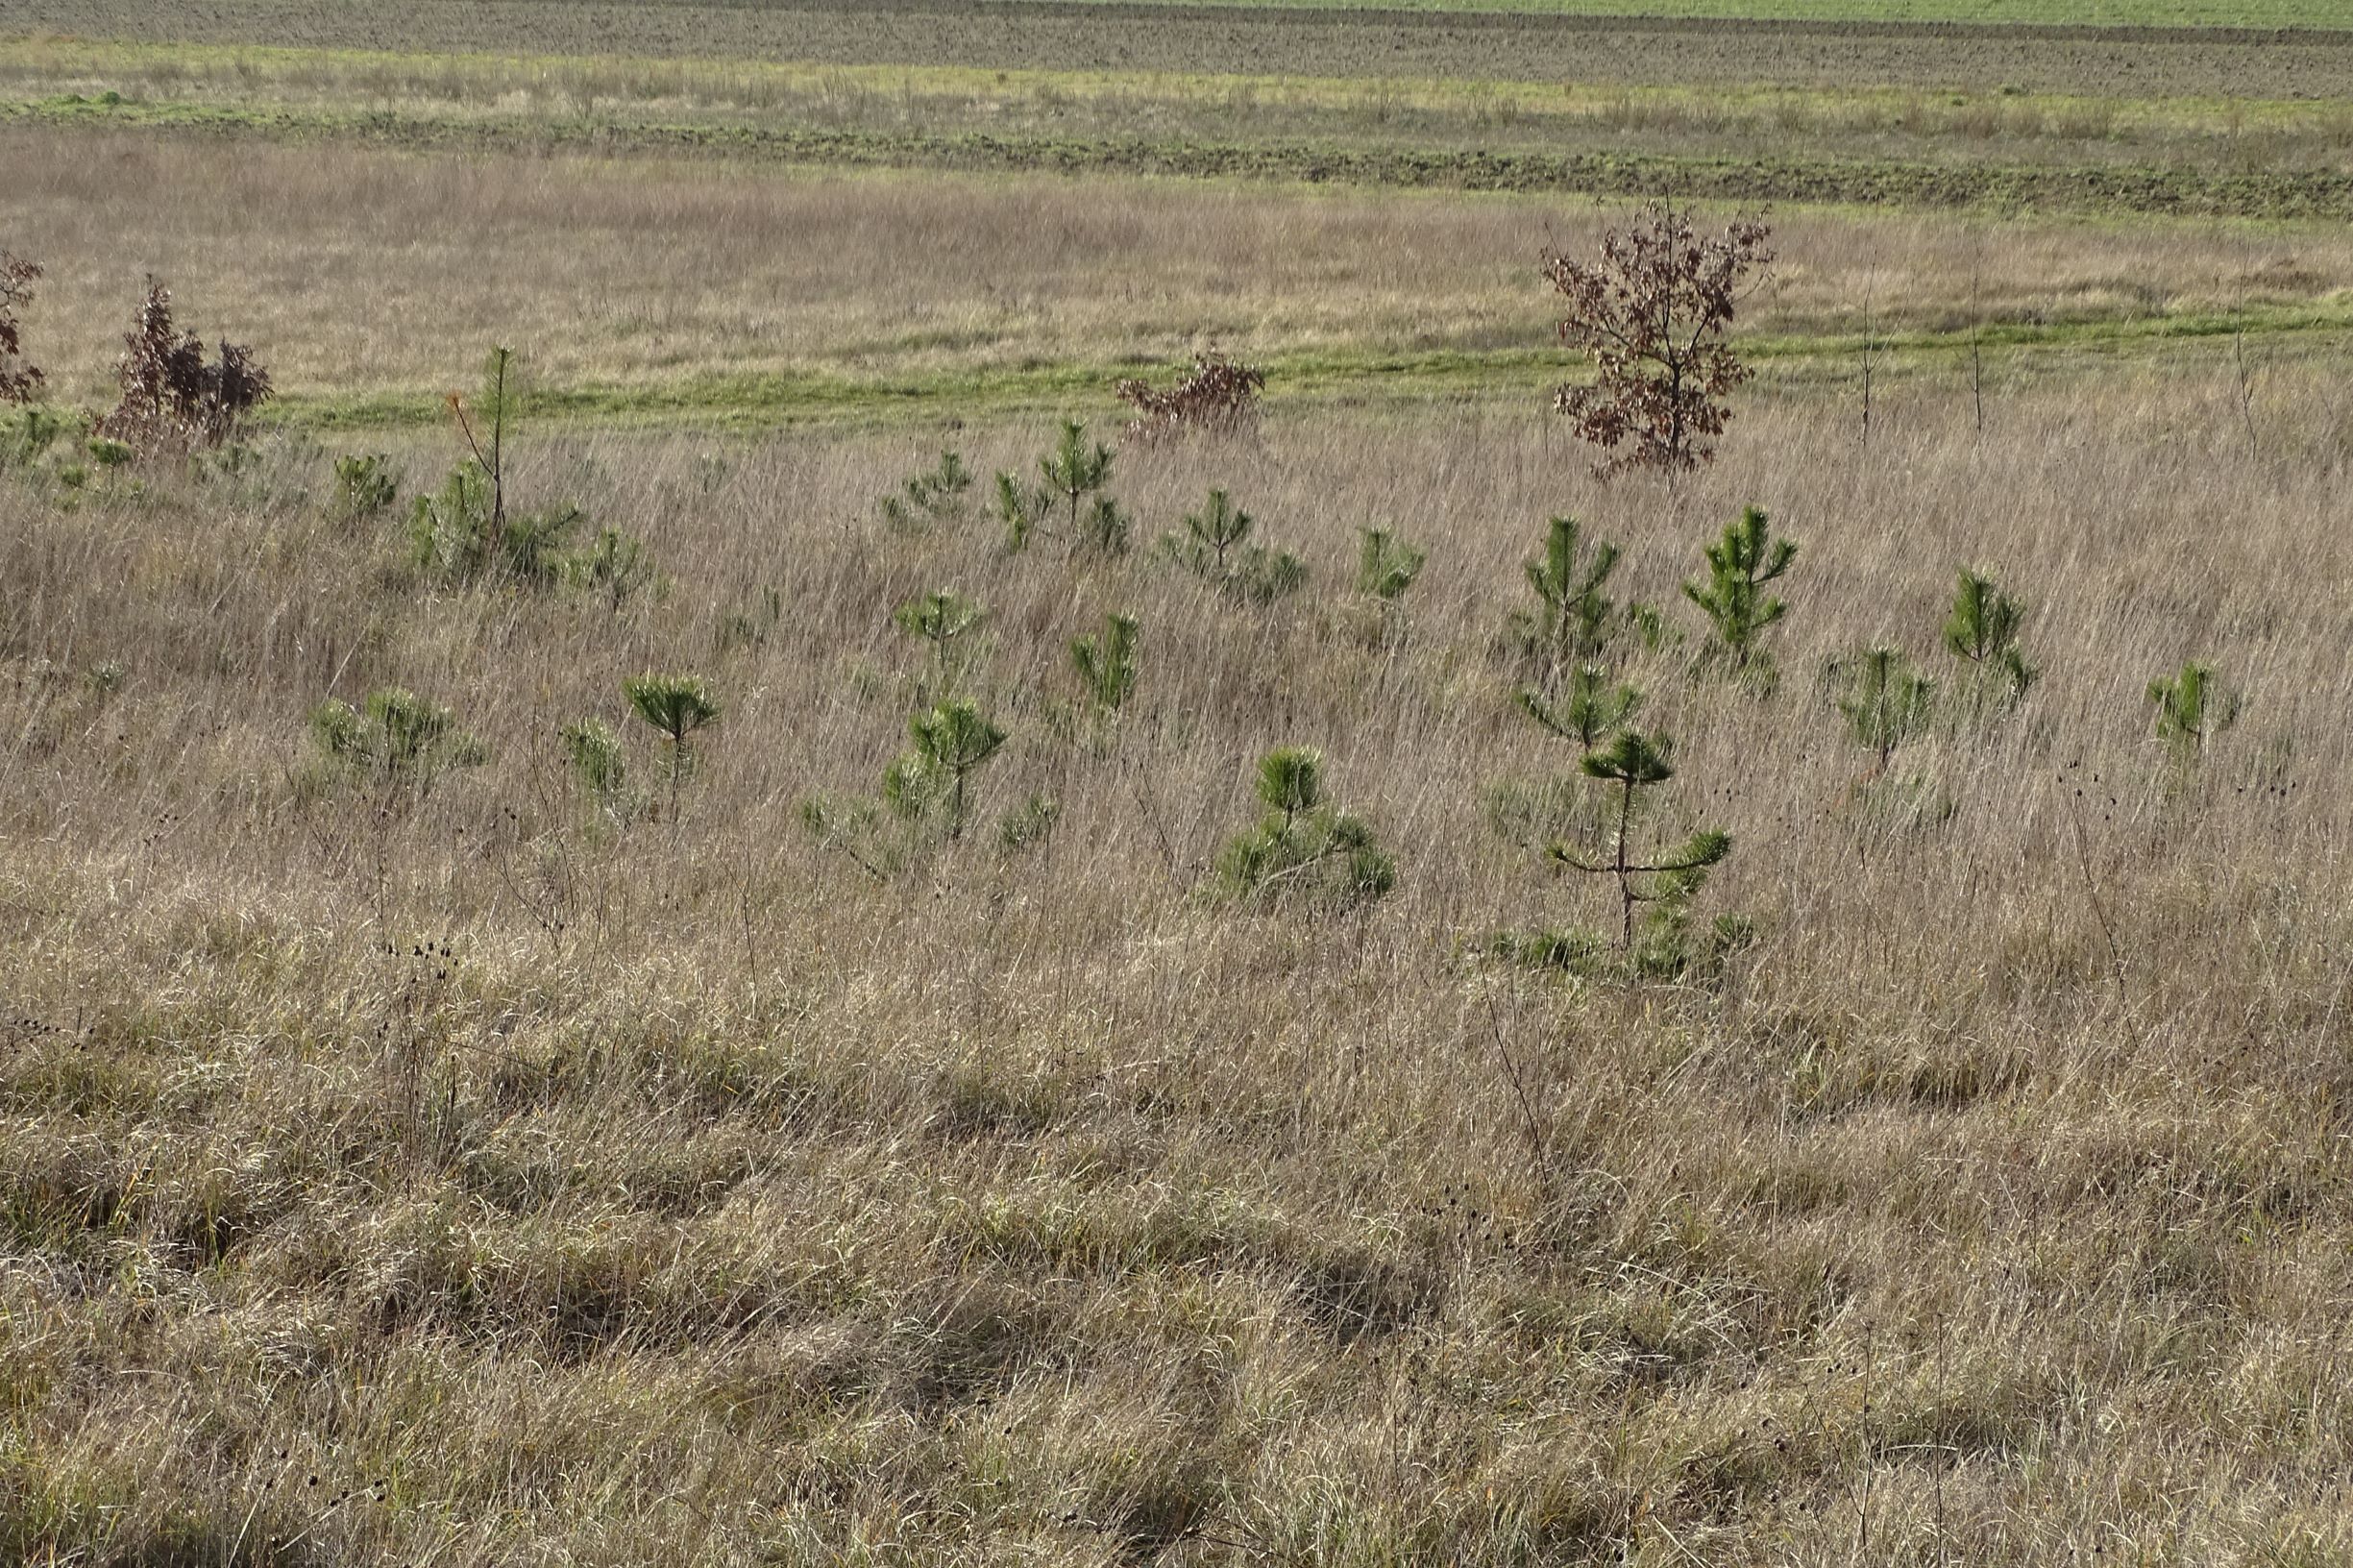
[999,420,1130,555]
[624,674,721,823]
[1214,747,1395,913]
[1161,488,1307,604]
[1942,569,2036,714]
[1683,505,1798,682]
[1550,729,1733,959]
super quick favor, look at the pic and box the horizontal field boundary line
[443,0,2353,46]
[254,315,2353,433]
[12,98,2353,221]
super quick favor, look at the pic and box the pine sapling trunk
[1613,773,1636,946]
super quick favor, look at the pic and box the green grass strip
[12,95,2353,222]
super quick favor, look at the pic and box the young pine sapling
[311,688,487,806]
[2148,661,2239,760]
[560,717,637,828]
[1836,646,1937,772]
[1357,528,1426,602]
[624,674,721,822]
[333,453,402,520]
[1512,516,1623,680]
[1071,612,1140,712]
[1942,570,2035,713]
[1684,505,1798,680]
[1214,747,1396,913]
[1162,488,1307,604]
[893,589,987,698]
[1518,663,1642,754]
[1000,421,1129,555]
[1550,729,1732,960]
[573,526,658,613]
[887,698,1007,841]
[881,451,973,534]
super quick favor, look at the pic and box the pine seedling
[714,584,783,655]
[333,453,401,519]
[1517,663,1642,753]
[1162,488,1307,603]
[311,687,487,804]
[624,673,721,821]
[2148,661,2239,758]
[1837,647,1936,771]
[559,717,637,827]
[1214,747,1396,913]
[1358,528,1426,602]
[1000,421,1127,554]
[1942,569,2035,712]
[896,698,1006,840]
[894,589,987,698]
[1514,515,1622,677]
[1071,612,1140,711]
[881,451,973,533]
[1683,505,1798,678]
[573,526,657,612]
[1550,729,1731,952]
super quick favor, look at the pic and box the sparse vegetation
[9,18,2353,1566]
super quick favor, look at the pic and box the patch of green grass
[266,303,2353,433]
[12,94,2353,224]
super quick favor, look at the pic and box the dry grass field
[6,129,2352,424]
[7,369,2353,1564]
[7,1,2353,1564]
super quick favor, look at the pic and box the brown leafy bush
[94,280,274,453]
[1545,203,1774,479]
[1115,352,1265,444]
[0,251,41,405]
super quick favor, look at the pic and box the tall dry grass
[4,129,2349,404]
[4,360,2351,1562]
